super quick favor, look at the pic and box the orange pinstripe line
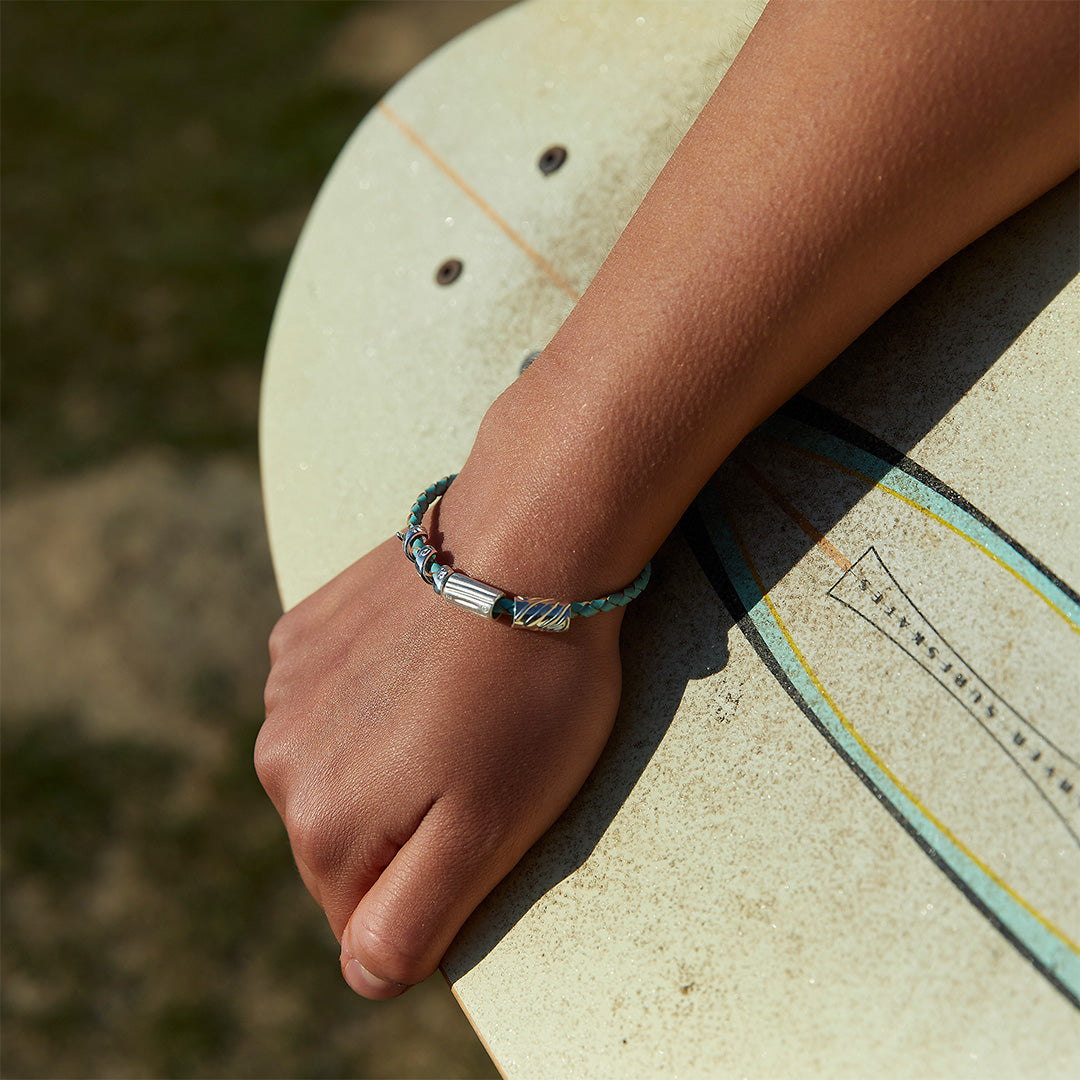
[742,460,854,572]
[728,509,1080,960]
[377,102,580,302]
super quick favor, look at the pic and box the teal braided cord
[403,473,651,621]
[406,535,444,577]
[569,561,651,618]
[407,474,456,526]
[495,562,650,620]
[446,566,651,621]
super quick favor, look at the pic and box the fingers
[255,719,424,937]
[287,785,434,941]
[256,537,625,1003]
[338,801,529,998]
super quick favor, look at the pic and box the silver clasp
[440,573,504,620]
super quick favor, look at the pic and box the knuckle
[252,723,287,796]
[267,612,294,662]
[284,797,348,878]
[262,670,283,714]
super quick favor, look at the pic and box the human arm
[257,0,1079,999]
[443,0,1079,603]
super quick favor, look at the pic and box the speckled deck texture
[260,1,1080,1075]
[444,176,1080,1076]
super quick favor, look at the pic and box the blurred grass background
[2,2,508,1076]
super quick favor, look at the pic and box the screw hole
[520,350,542,374]
[538,145,567,175]
[436,259,463,285]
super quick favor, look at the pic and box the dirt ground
[2,3,509,1077]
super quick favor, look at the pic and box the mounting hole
[538,145,568,175]
[520,350,542,374]
[435,258,463,285]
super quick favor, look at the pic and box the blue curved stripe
[688,402,1080,1008]
[765,405,1080,629]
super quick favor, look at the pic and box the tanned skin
[257,1,1079,999]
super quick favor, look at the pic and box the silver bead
[411,543,437,583]
[431,563,454,595]
[441,573,504,620]
[511,598,572,632]
[397,524,427,557]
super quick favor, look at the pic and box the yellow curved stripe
[731,515,1080,959]
[777,441,1080,636]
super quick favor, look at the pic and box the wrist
[421,488,635,625]
[422,385,649,607]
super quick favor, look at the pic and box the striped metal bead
[511,597,573,633]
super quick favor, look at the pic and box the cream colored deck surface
[261,2,1080,1076]
[260,0,752,604]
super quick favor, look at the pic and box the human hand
[256,534,624,998]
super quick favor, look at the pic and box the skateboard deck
[260,2,1080,1075]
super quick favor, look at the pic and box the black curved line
[829,548,1080,848]
[681,501,1079,1011]
[779,395,1080,610]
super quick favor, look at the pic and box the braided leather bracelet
[396,475,651,632]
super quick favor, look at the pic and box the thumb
[338,802,528,999]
